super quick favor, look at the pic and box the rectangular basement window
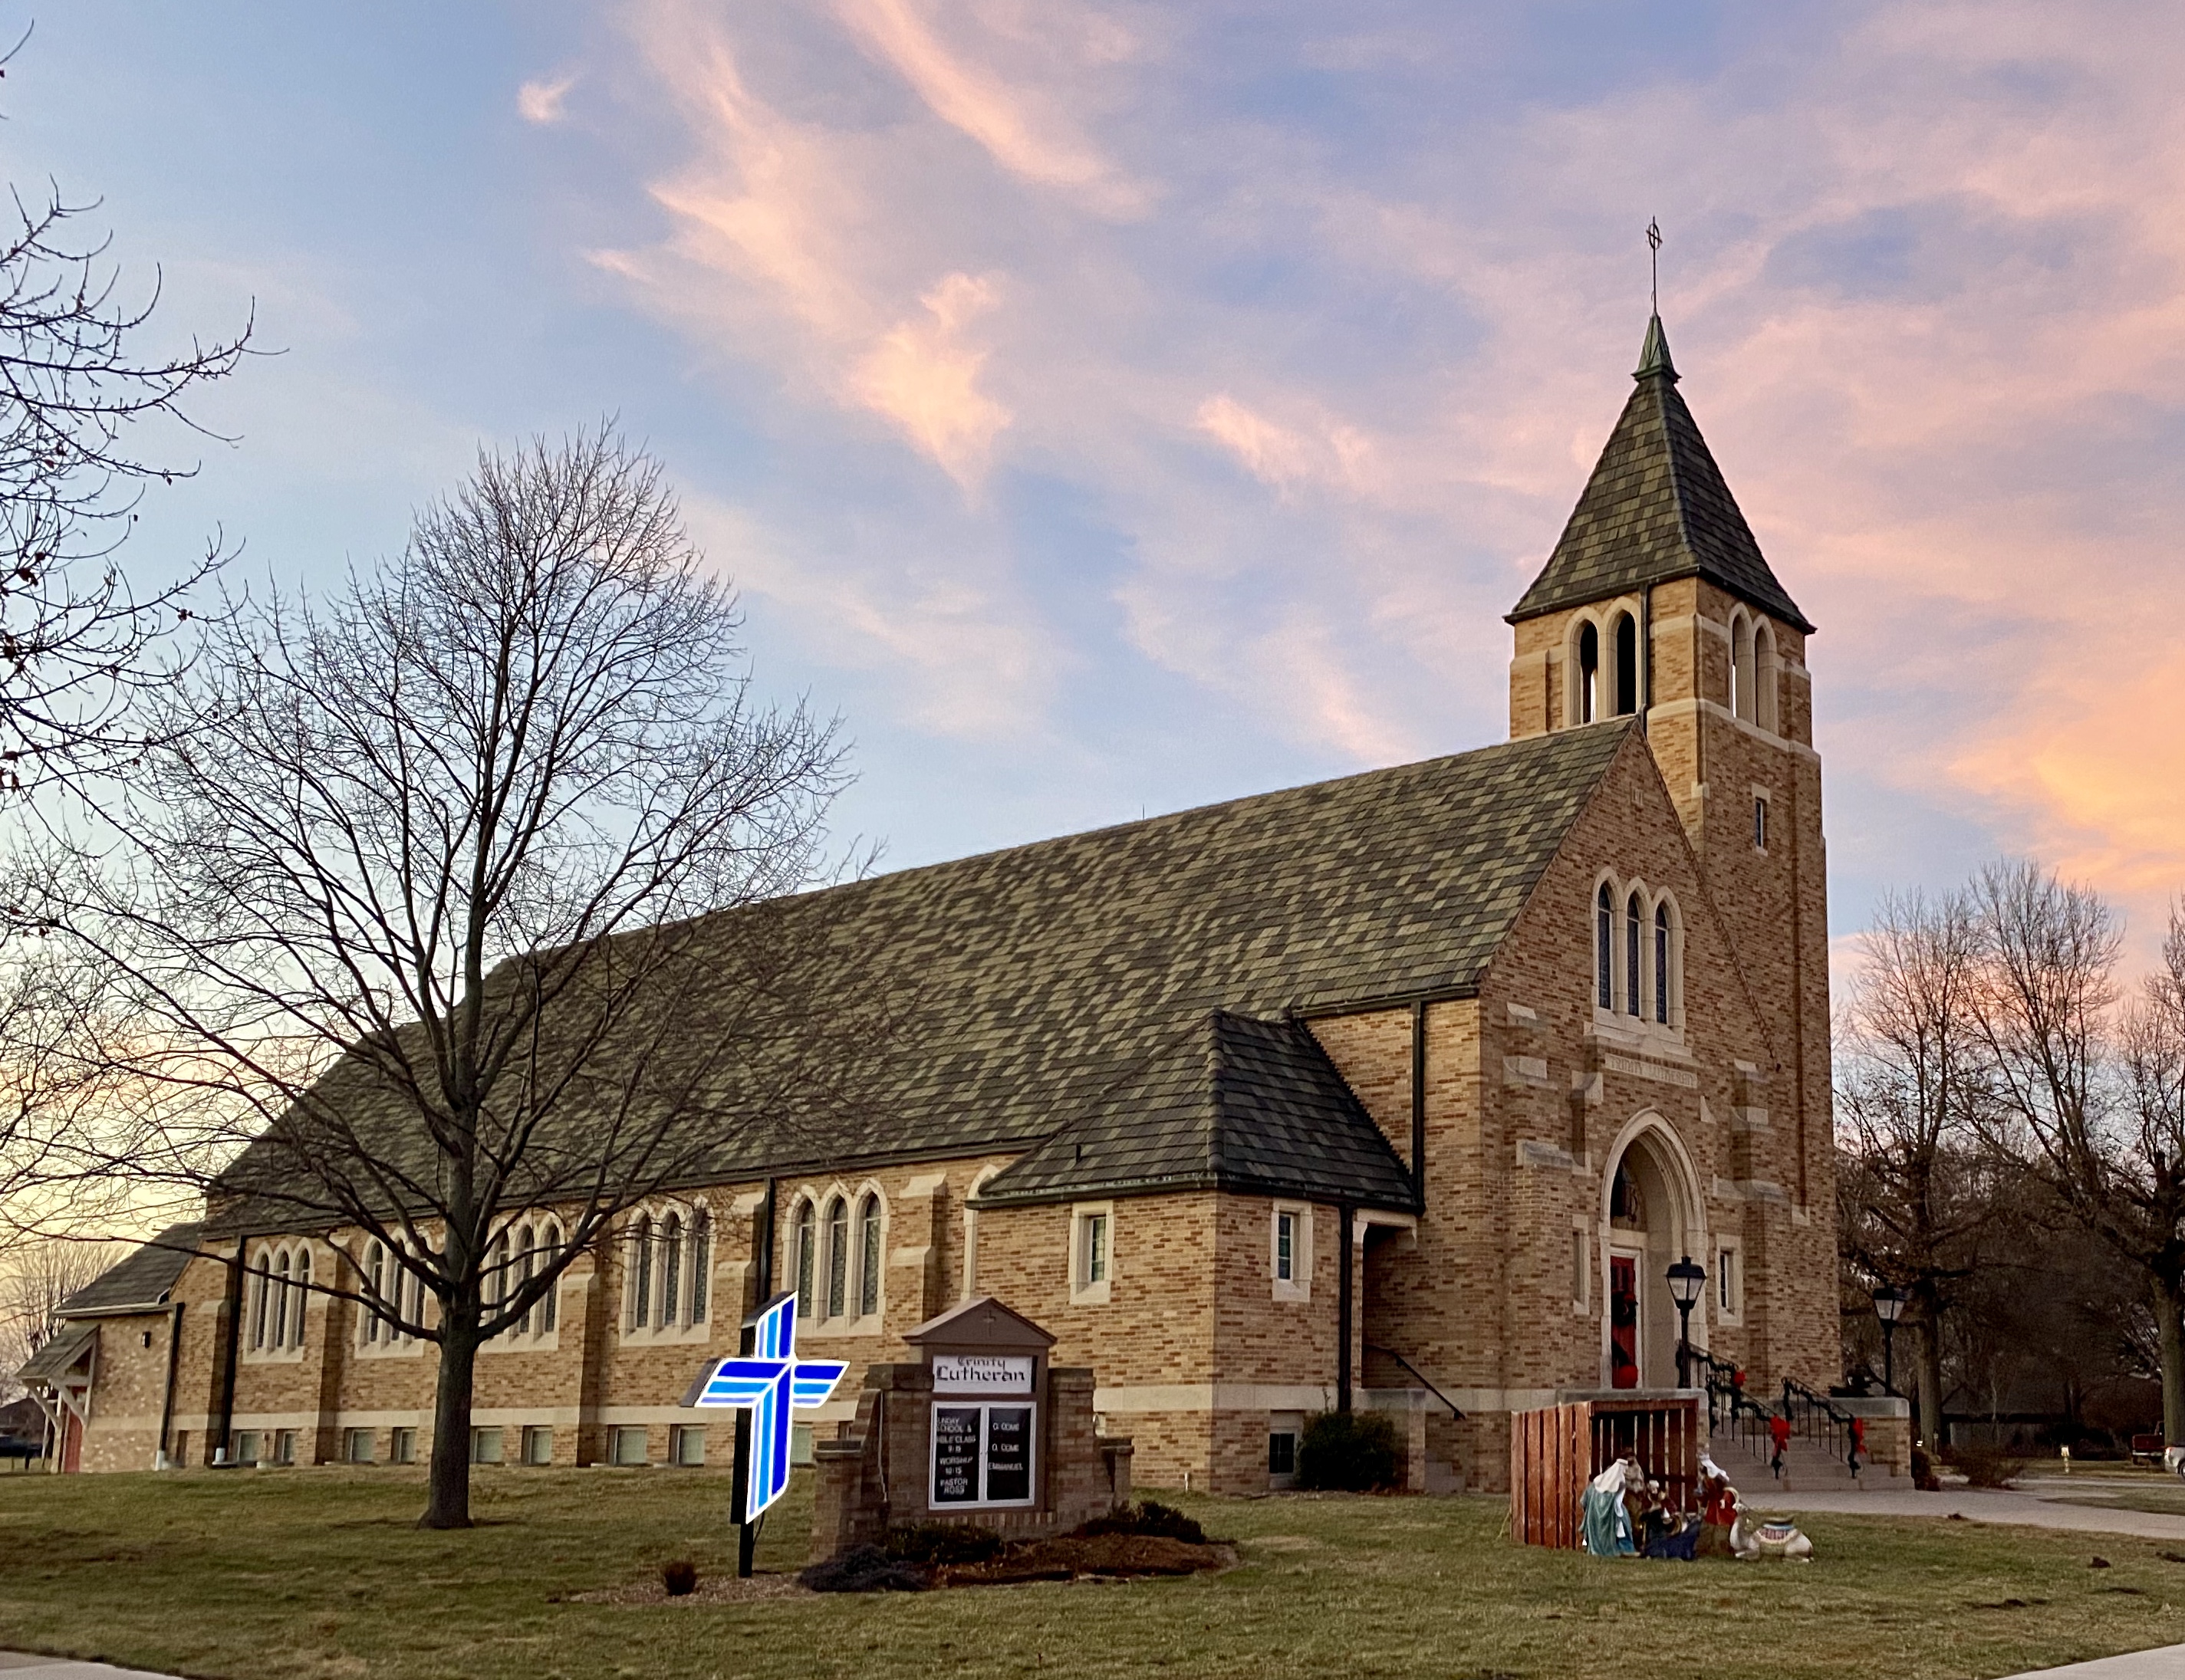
[611,1425,650,1467]
[389,1427,416,1465]
[470,1427,504,1465]
[522,1426,554,1466]
[670,1424,706,1468]
[344,1428,374,1465]
[272,1429,298,1467]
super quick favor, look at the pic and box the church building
[23,316,1838,1494]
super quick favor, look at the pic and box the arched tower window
[1595,884,1614,1010]
[857,1192,882,1317]
[1731,613,1755,722]
[1624,893,1642,1017]
[1654,901,1671,1024]
[1576,622,1599,724]
[794,1202,816,1319]
[1613,613,1638,716]
[1756,623,1779,733]
[824,1195,849,1319]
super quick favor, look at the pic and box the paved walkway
[1742,1480,2185,1541]
[0,1656,180,1680]
[1996,1647,2185,1678]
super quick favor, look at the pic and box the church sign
[931,1353,1034,1394]
[931,1399,1036,1507]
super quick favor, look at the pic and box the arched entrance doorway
[1599,1116,1706,1390]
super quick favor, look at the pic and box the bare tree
[1835,886,1999,1446]
[1971,860,2185,1446]
[0,159,252,789]
[0,1234,108,1401]
[42,431,850,1526]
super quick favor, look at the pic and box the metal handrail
[1781,1374,1858,1468]
[1365,1344,1465,1419]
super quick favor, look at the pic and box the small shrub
[660,1560,698,1597]
[1950,1445,2029,1488]
[1295,1409,1401,1491]
[799,1544,929,1593]
[1073,1500,1206,1544]
[886,1521,1003,1566]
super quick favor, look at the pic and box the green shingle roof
[212,723,1637,1221]
[1508,316,1813,634]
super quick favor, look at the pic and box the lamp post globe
[1872,1285,1907,1396]
[1667,1255,1706,1389]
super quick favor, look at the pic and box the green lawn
[2,1468,2183,1680]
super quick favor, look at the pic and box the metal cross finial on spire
[1647,218,1662,315]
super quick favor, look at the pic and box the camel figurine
[1729,1500,1814,1561]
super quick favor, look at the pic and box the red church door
[59,1412,81,1473]
[1609,1257,1640,1389]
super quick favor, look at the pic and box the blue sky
[16,1,2185,959]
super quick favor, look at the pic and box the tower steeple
[1506,315,1811,635]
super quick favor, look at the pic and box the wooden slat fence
[1509,1395,1700,1550]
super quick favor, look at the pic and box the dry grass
[2,1467,2183,1679]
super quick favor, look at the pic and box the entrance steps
[1708,1420,1894,1494]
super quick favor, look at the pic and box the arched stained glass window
[1654,902,1671,1024]
[271,1251,292,1349]
[857,1194,882,1318]
[541,1224,561,1333]
[365,1241,385,1345]
[1625,893,1642,1018]
[631,1215,653,1330]
[515,1226,536,1336]
[250,1261,269,1351]
[663,1213,683,1327]
[291,1249,311,1348]
[1596,885,1614,1010]
[689,1211,709,1325]
[825,1196,848,1320]
[795,1202,816,1320]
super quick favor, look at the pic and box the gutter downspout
[1337,1203,1355,1414]
[753,1179,777,1304]
[155,1300,185,1469]
[212,1248,245,1460]
[1410,1001,1427,1205]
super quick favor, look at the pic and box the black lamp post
[1873,1285,1907,1396]
[1667,1254,1706,1389]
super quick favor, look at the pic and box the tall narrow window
[857,1194,881,1318]
[1756,624,1779,732]
[250,1261,268,1351]
[539,1224,561,1333]
[795,1202,815,1319]
[1732,615,1755,721]
[486,1231,508,1320]
[1614,612,1638,715]
[1276,1211,1295,1281]
[1577,622,1599,724]
[688,1212,709,1325]
[291,1249,311,1348]
[365,1242,385,1345]
[515,1226,536,1336]
[631,1215,653,1330]
[1753,795,1769,852]
[271,1252,291,1349]
[1654,902,1671,1025]
[825,1196,848,1319]
[1596,885,1614,1010]
[1625,893,1642,1018]
[1084,1213,1109,1285]
[662,1214,683,1327]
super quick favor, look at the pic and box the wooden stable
[1509,1393,1701,1549]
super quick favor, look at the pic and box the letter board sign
[930,1402,1037,1507]
[931,1353,1034,1395]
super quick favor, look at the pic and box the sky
[13,0,2185,967]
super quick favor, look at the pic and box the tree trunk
[1913,1290,1947,1452]
[2154,1273,2185,1448]
[420,1310,480,1529]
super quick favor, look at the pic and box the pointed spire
[1634,313,1678,383]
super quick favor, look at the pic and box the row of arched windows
[248,1242,312,1353]
[791,1188,884,1323]
[1593,877,1683,1027]
[489,1219,568,1339]
[624,1208,711,1333]
[360,1238,428,1346]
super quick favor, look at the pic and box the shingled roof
[212,722,1639,1221]
[1507,316,1813,633]
[54,1224,203,1316]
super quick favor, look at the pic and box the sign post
[682,1294,847,1576]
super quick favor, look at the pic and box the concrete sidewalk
[1742,1481,2185,1541]
[1996,1647,2185,1678]
[0,1656,180,1680]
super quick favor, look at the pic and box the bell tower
[1505,314,1831,1227]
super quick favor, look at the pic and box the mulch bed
[933,1534,1236,1586]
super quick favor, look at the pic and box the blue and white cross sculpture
[685,1292,847,1524]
